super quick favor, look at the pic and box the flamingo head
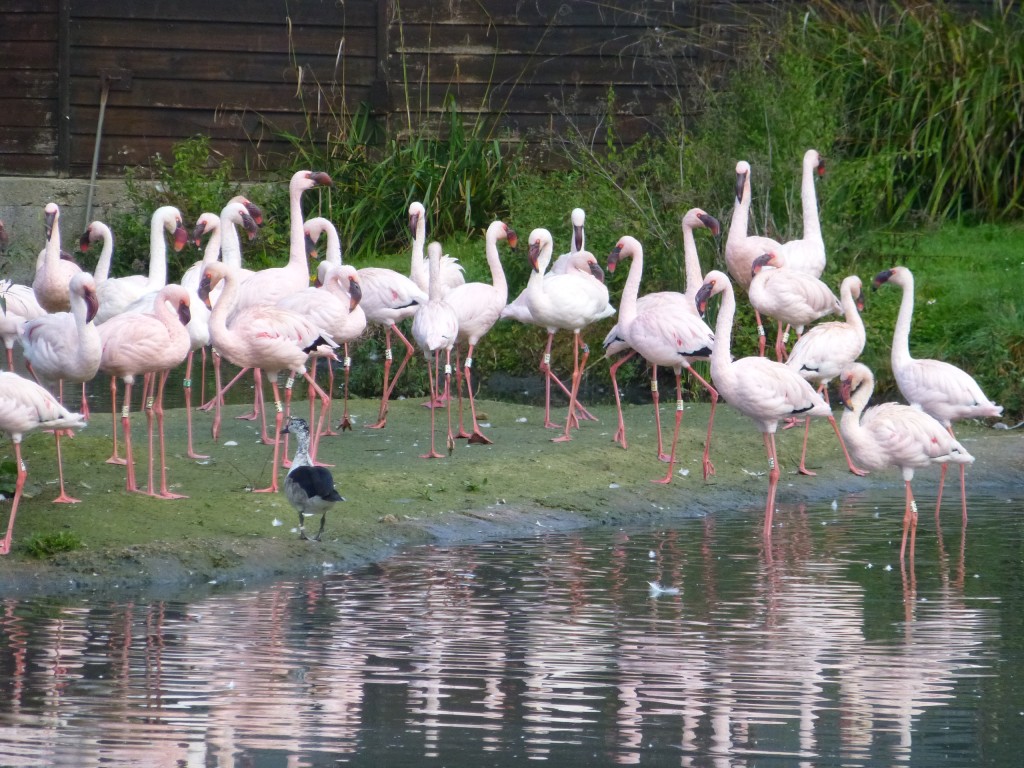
[695,271,728,315]
[44,202,59,239]
[171,216,189,252]
[504,224,518,249]
[197,263,227,309]
[583,254,605,283]
[71,273,100,323]
[872,267,911,291]
[239,210,259,241]
[191,213,217,247]
[751,252,779,277]
[837,363,872,411]
[696,210,721,236]
[571,207,586,251]
[347,274,363,311]
[408,202,426,236]
[233,196,263,225]
[734,161,751,203]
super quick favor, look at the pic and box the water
[1,492,1022,767]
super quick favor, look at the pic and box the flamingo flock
[0,152,1003,562]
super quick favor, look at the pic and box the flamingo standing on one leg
[98,284,193,499]
[199,261,336,492]
[444,220,517,443]
[838,362,975,562]
[695,270,832,534]
[522,229,614,443]
[873,266,1002,524]
[18,272,101,502]
[605,236,716,483]
[0,371,86,555]
[785,274,868,476]
[411,242,459,458]
[603,208,720,464]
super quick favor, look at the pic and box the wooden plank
[383,82,675,115]
[0,126,58,154]
[67,49,376,84]
[0,42,59,69]
[73,0,377,26]
[0,70,58,98]
[0,100,56,127]
[0,14,57,42]
[1,0,57,13]
[394,1,702,28]
[66,135,294,177]
[0,155,58,176]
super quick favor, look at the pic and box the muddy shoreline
[1,397,1019,600]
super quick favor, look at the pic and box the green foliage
[0,458,16,496]
[107,136,246,276]
[21,531,84,558]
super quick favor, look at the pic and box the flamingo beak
[84,288,100,324]
[872,269,894,290]
[735,170,747,203]
[607,244,623,274]
[698,213,721,236]
[588,260,605,283]
[198,275,214,309]
[191,221,208,247]
[305,233,319,260]
[506,227,518,249]
[173,222,189,252]
[243,200,264,225]
[348,279,362,311]
[177,301,191,327]
[527,240,541,272]
[310,171,333,187]
[79,229,92,252]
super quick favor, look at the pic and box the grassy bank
[1,392,1020,598]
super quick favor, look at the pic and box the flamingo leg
[182,351,210,460]
[553,332,588,443]
[0,441,27,555]
[462,345,492,445]
[420,351,444,459]
[317,355,340,437]
[685,363,718,480]
[444,349,456,454]
[337,343,353,432]
[4,346,14,372]
[140,373,159,497]
[51,426,80,504]
[901,480,918,563]
[935,425,969,525]
[756,310,767,357]
[650,367,672,462]
[453,347,472,438]
[121,379,138,493]
[200,362,248,411]
[79,381,90,421]
[211,351,224,440]
[253,369,274,444]
[609,351,636,449]
[105,375,127,465]
[155,370,186,499]
[253,379,285,494]
[540,332,561,429]
[653,373,685,484]
[762,431,781,536]
[368,324,416,429]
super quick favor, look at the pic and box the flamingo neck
[409,220,427,289]
[220,217,243,269]
[147,212,172,288]
[800,159,822,242]
[728,178,752,247]
[617,244,643,329]
[325,223,342,265]
[208,270,239,345]
[841,284,865,341]
[485,228,508,302]
[682,225,703,300]
[426,249,443,301]
[93,225,114,282]
[891,274,916,369]
[201,224,222,267]
[288,181,309,267]
[710,282,736,379]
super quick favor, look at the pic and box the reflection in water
[0,493,1018,766]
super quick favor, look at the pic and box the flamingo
[873,266,1002,523]
[32,202,82,313]
[785,274,868,476]
[748,251,841,359]
[522,228,614,443]
[278,262,366,440]
[550,207,587,274]
[725,161,784,354]
[500,249,604,428]
[79,219,115,281]
[306,217,428,429]
[199,261,335,493]
[282,416,344,541]
[0,371,87,555]
[411,242,459,458]
[838,362,975,562]
[603,208,720,458]
[605,235,717,483]
[17,272,101,502]
[444,219,518,443]
[776,149,827,278]
[695,270,832,534]
[407,201,465,295]
[92,206,188,325]
[0,280,46,371]
[98,284,193,499]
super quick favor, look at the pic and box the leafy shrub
[22,531,84,558]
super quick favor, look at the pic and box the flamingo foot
[188,449,210,460]
[797,464,818,477]
[236,412,259,422]
[849,466,869,477]
[613,427,628,450]
[338,418,352,432]
[702,458,715,481]
[658,452,672,463]
[52,493,81,504]
[782,417,803,430]
[105,456,128,466]
[420,450,445,459]
[366,419,387,430]
[543,419,562,429]
[551,435,573,443]
[157,491,188,500]
[467,431,492,445]
[652,473,673,485]
[455,428,473,439]
[252,485,278,494]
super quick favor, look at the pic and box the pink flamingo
[199,261,335,492]
[748,251,841,359]
[18,271,101,502]
[306,217,428,429]
[784,274,868,476]
[411,242,459,458]
[695,270,831,534]
[98,284,193,499]
[776,149,827,278]
[0,371,86,555]
[407,201,465,296]
[605,235,717,483]
[549,207,587,274]
[725,161,784,354]
[873,266,1002,523]
[0,280,46,371]
[603,208,720,459]
[444,220,517,443]
[32,202,82,313]
[278,262,366,439]
[522,228,615,443]
[838,362,975,562]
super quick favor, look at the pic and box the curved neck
[409,218,427,289]
[202,225,222,267]
[208,270,238,343]
[727,175,752,248]
[288,180,309,267]
[841,283,865,340]
[485,226,508,301]
[618,244,643,328]
[891,275,915,368]
[92,224,114,282]
[710,281,736,376]
[800,160,822,240]
[325,222,342,265]
[681,224,703,299]
[147,213,172,288]
[220,217,243,269]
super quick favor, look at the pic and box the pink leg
[540,332,561,429]
[901,480,918,563]
[685,363,718,480]
[420,351,444,459]
[462,345,492,445]
[317,356,340,437]
[443,348,456,454]
[755,310,767,357]
[338,344,353,432]
[155,371,186,499]
[650,367,672,462]
[51,427,80,504]
[183,351,209,460]
[80,381,90,421]
[0,441,27,555]
[121,379,139,493]
[303,370,334,465]
[105,376,127,465]
[653,373,685,484]
[553,332,588,444]
[4,347,14,373]
[453,347,471,438]
[254,380,285,494]
[253,369,274,444]
[140,373,159,496]
[609,351,636,449]
[200,362,249,411]
[369,324,416,429]
[762,432,781,536]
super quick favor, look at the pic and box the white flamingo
[606,235,717,483]
[748,250,841,359]
[411,242,459,458]
[0,280,46,371]
[32,202,82,313]
[550,207,587,274]
[444,220,517,443]
[785,274,868,476]
[838,362,975,562]
[407,201,464,295]
[0,371,86,555]
[17,272,101,503]
[695,270,832,534]
[522,228,614,443]
[776,149,827,278]
[873,266,1002,522]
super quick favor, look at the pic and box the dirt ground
[1,391,1020,599]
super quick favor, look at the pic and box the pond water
[1,491,1022,767]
